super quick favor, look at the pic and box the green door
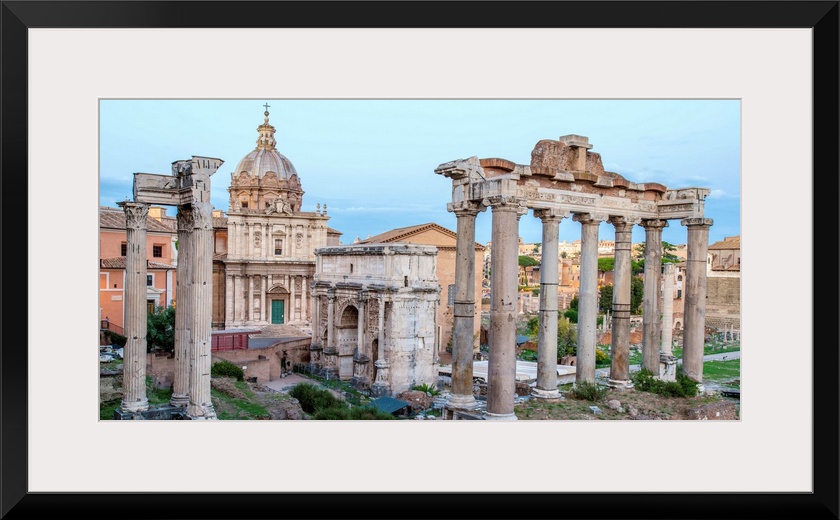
[271,300,285,324]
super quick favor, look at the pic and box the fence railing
[100,320,124,336]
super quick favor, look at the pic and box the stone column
[247,275,254,323]
[485,195,526,420]
[171,206,193,407]
[187,200,217,419]
[661,262,676,356]
[446,201,483,411]
[532,208,566,399]
[119,201,149,413]
[608,216,635,389]
[302,275,308,323]
[659,263,677,380]
[641,219,667,374]
[290,275,297,322]
[224,274,234,326]
[234,275,243,324]
[260,275,267,322]
[357,294,367,358]
[681,218,713,384]
[573,212,604,383]
[324,289,338,378]
[372,294,390,397]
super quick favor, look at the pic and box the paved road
[595,350,740,378]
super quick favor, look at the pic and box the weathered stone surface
[607,399,623,411]
[515,382,532,396]
[211,377,249,400]
[684,400,737,420]
[397,390,434,413]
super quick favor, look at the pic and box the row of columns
[224,273,309,324]
[446,196,713,419]
[120,200,217,419]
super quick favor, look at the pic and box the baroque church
[214,108,342,330]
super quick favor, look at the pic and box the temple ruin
[436,134,712,420]
[116,155,223,420]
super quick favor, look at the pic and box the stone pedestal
[370,360,391,397]
[659,354,678,381]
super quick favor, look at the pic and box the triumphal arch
[117,155,223,420]
[436,135,713,420]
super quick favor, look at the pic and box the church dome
[233,109,298,180]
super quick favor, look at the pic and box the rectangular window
[153,245,163,258]
[241,201,249,209]
[447,284,455,307]
[274,239,283,256]
[147,274,153,286]
[121,243,127,256]
[677,289,682,299]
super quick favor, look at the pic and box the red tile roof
[100,257,176,269]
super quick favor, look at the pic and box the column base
[114,404,185,420]
[120,398,149,414]
[483,411,518,421]
[530,387,562,400]
[169,394,189,407]
[370,382,391,398]
[607,378,634,389]
[445,393,479,410]
[186,405,217,420]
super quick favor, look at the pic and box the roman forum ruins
[117,156,223,420]
[436,135,712,420]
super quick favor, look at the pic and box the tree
[561,251,567,259]
[518,255,540,267]
[631,276,644,314]
[533,243,541,255]
[524,315,577,359]
[147,305,175,353]
[597,257,614,273]
[599,285,613,312]
[634,241,681,269]
[597,279,644,314]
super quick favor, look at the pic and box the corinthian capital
[121,202,149,230]
[681,217,714,228]
[447,200,486,217]
[533,207,570,222]
[176,206,194,232]
[192,201,214,230]
[482,195,527,216]
[641,218,669,230]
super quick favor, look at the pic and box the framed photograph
[6,1,837,518]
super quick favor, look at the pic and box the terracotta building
[359,222,485,350]
[99,205,178,330]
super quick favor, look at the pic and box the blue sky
[100,99,740,246]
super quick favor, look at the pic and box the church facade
[219,108,341,330]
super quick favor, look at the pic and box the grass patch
[569,380,608,401]
[211,386,270,419]
[100,398,121,420]
[146,377,173,405]
[703,358,741,383]
[632,368,698,398]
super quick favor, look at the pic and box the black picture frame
[2,2,837,519]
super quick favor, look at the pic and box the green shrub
[569,380,608,401]
[632,368,698,397]
[110,332,127,347]
[313,406,350,420]
[411,383,440,396]
[210,360,244,381]
[563,309,578,323]
[349,407,396,420]
[289,382,341,413]
[595,348,610,365]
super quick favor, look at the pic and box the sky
[100,99,740,246]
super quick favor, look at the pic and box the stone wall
[706,277,741,329]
